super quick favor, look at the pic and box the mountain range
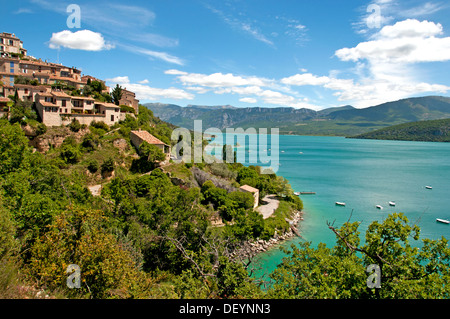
[145,96,450,136]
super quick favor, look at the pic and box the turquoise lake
[233,135,450,280]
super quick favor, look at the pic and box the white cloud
[49,29,114,51]
[281,73,330,86]
[135,48,184,65]
[105,76,130,85]
[164,69,188,75]
[205,4,274,46]
[105,76,194,101]
[239,97,258,104]
[175,72,271,88]
[138,79,150,84]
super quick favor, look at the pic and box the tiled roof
[240,185,259,193]
[131,130,167,146]
[51,91,71,98]
[0,97,10,102]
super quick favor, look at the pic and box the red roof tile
[131,130,167,146]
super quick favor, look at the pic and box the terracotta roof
[51,91,71,98]
[240,185,259,193]
[39,101,58,107]
[131,130,167,146]
[95,102,118,108]
[36,92,53,97]
[0,97,10,102]
[71,96,95,101]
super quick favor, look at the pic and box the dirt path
[256,194,279,219]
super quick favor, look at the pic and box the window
[24,89,28,94]
[62,100,66,107]
[10,69,14,74]
[9,76,14,84]
[10,62,14,68]
[111,115,114,122]
[0,38,3,44]
[0,46,3,51]
[9,40,13,46]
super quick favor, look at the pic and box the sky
[2,0,450,110]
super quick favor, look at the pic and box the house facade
[239,185,260,209]
[130,129,171,160]
[120,88,139,113]
[0,32,27,57]
[35,90,122,127]
[0,32,139,127]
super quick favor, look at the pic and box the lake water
[242,135,450,280]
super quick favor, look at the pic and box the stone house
[239,184,260,209]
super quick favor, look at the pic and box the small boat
[436,218,450,224]
[294,192,300,196]
[300,192,316,195]
[335,202,346,206]
[425,186,433,189]
[376,205,383,209]
[389,201,396,206]
[281,151,285,153]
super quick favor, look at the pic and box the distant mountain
[145,96,450,136]
[350,118,450,142]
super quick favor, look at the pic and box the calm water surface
[244,135,450,279]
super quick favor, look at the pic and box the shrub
[101,157,115,174]
[69,119,81,132]
[86,159,99,173]
[36,123,47,136]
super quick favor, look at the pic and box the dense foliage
[352,118,450,142]
[1,103,450,299]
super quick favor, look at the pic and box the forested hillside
[2,102,450,299]
[351,118,450,142]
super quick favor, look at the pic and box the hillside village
[0,32,138,127]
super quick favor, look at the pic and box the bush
[69,119,81,132]
[90,120,109,132]
[60,144,81,164]
[101,157,115,174]
[36,123,47,136]
[86,159,99,173]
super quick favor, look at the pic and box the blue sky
[2,0,450,109]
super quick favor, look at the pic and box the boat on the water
[436,218,450,224]
[376,205,383,209]
[426,186,433,189]
[389,201,396,206]
[335,202,346,206]
[294,192,300,196]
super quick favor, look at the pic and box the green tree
[268,213,450,299]
[0,120,31,176]
[111,84,123,106]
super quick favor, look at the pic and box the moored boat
[436,218,450,224]
[376,205,383,209]
[335,202,346,206]
[389,201,396,206]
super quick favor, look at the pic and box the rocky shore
[230,210,304,259]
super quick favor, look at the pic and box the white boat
[294,192,300,196]
[389,201,396,206]
[436,218,450,224]
[335,202,346,206]
[426,186,433,189]
[376,205,383,209]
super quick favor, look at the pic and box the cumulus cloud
[336,19,450,64]
[49,29,114,51]
[173,72,271,88]
[239,97,258,104]
[105,76,194,101]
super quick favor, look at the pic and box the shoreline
[230,210,304,259]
